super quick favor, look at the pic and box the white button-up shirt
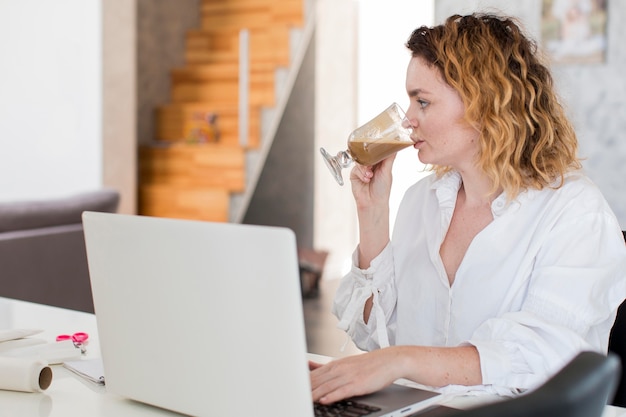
[333,170,626,392]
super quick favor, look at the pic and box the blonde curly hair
[406,13,581,199]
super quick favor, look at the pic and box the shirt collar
[431,171,462,211]
[430,170,517,218]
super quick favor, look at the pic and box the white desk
[0,297,178,417]
[0,296,625,417]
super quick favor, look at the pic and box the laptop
[82,212,441,417]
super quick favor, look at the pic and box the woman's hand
[310,349,403,404]
[310,346,482,404]
[350,154,396,211]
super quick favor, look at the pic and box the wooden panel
[201,10,272,31]
[139,184,230,222]
[184,40,289,67]
[171,80,275,106]
[155,103,261,147]
[185,26,291,67]
[171,63,240,83]
[172,64,274,85]
[200,0,304,29]
[269,1,304,26]
[139,143,245,192]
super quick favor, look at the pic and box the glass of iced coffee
[320,102,413,186]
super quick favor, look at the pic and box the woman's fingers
[350,164,374,183]
[310,351,398,404]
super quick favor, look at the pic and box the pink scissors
[56,332,89,353]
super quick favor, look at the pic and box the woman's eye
[417,99,429,109]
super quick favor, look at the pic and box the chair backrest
[445,351,621,417]
[610,301,626,406]
[0,189,120,312]
[607,230,626,406]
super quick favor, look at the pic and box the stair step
[200,0,303,17]
[139,143,245,192]
[187,26,290,45]
[171,62,275,83]
[200,14,292,31]
[199,0,303,30]
[171,64,275,84]
[186,27,291,66]
[171,80,275,106]
[155,103,261,147]
[139,184,230,222]
[184,45,289,67]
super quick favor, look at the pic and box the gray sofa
[0,189,120,313]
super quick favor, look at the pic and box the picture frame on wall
[541,0,608,64]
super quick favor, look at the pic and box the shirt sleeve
[468,212,626,390]
[332,242,398,351]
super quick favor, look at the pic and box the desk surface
[0,296,625,417]
[0,297,177,417]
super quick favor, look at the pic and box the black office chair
[610,301,626,406]
[607,230,626,406]
[441,351,621,417]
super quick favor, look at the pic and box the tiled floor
[302,278,363,358]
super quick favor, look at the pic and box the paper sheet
[1,340,81,364]
[0,329,43,343]
[63,358,105,385]
[0,337,47,354]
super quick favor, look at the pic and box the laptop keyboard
[314,400,382,416]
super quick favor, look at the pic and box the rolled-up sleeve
[332,243,399,351]
[468,212,626,390]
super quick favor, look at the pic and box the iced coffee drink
[320,103,413,185]
[347,137,412,166]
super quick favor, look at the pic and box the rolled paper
[0,357,52,392]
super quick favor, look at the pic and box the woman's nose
[403,105,418,127]
[402,115,417,130]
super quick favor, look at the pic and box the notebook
[82,212,441,417]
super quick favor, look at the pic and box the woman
[311,13,626,404]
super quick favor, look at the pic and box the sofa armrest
[0,189,120,233]
[0,189,121,312]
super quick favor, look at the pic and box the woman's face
[404,56,480,171]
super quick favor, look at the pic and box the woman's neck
[457,169,500,208]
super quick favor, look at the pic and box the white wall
[357,0,434,229]
[0,0,102,201]
[315,0,360,278]
[315,0,435,279]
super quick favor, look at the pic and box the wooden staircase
[139,0,305,222]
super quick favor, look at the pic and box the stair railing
[238,28,249,147]
[232,9,316,223]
